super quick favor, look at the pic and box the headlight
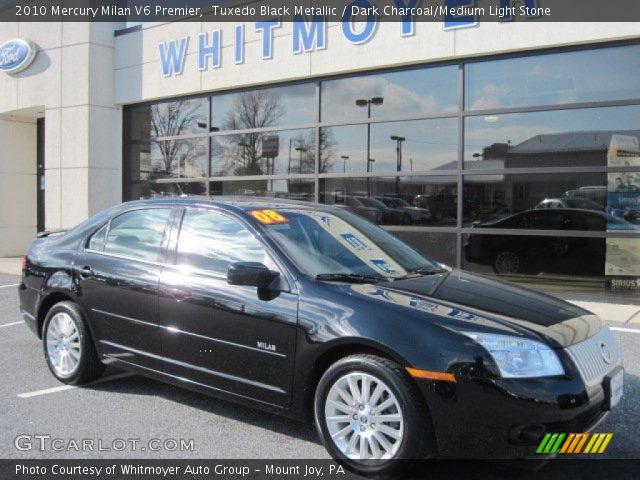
[462,332,564,378]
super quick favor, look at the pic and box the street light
[355,96,384,195]
[390,135,406,195]
[295,146,308,174]
[340,155,349,173]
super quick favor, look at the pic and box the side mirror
[227,262,279,289]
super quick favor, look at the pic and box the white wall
[0,117,36,256]
[114,21,640,104]
[0,22,124,254]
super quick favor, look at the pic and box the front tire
[314,355,432,477]
[42,301,104,385]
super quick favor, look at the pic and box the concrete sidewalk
[1,256,638,325]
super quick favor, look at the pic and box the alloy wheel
[46,312,82,377]
[324,372,404,461]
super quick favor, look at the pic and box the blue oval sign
[0,39,36,74]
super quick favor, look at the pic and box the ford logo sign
[0,39,36,74]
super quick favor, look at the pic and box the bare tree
[149,100,206,177]
[219,91,284,176]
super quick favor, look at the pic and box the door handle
[79,265,94,276]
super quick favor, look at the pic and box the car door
[157,207,298,407]
[74,207,173,371]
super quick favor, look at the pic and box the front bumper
[417,367,620,459]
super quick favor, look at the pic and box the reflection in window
[320,176,457,226]
[465,45,640,110]
[321,66,457,122]
[210,129,316,176]
[209,179,314,202]
[127,138,207,180]
[464,106,640,169]
[393,231,457,266]
[322,118,458,174]
[463,173,611,228]
[210,83,315,131]
[177,209,270,274]
[87,224,108,251]
[125,98,208,140]
[104,209,171,262]
[464,233,605,277]
[125,182,207,200]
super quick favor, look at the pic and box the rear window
[104,209,171,262]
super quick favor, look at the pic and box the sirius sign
[0,39,36,74]
[157,0,541,77]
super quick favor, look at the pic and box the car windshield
[258,208,443,279]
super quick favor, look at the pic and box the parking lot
[1,273,638,467]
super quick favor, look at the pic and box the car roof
[120,196,334,213]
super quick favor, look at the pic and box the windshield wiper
[315,273,384,284]
[392,267,449,281]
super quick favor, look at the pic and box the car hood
[369,270,601,347]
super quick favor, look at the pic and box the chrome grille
[565,326,621,387]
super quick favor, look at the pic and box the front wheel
[314,355,432,477]
[42,301,104,385]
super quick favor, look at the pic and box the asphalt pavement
[0,274,638,471]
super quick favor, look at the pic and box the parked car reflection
[535,197,605,211]
[465,208,638,274]
[375,196,432,225]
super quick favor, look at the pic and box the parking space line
[0,283,19,289]
[610,327,640,334]
[0,321,22,329]
[17,372,134,399]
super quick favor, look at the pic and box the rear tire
[493,250,521,274]
[314,354,432,477]
[42,301,104,385]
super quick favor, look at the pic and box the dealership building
[1,15,639,292]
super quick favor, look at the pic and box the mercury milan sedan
[18,197,623,476]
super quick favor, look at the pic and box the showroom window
[123,42,640,290]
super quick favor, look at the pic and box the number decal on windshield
[247,209,288,225]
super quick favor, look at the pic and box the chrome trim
[161,325,287,358]
[93,308,286,358]
[20,309,35,321]
[565,327,622,387]
[91,308,158,329]
[104,354,283,408]
[99,340,286,394]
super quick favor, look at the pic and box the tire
[402,214,412,226]
[493,250,521,274]
[314,354,432,477]
[42,301,104,385]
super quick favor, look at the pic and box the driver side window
[176,209,275,275]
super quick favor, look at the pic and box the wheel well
[36,292,74,338]
[303,344,400,422]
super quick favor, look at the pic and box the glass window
[87,224,108,251]
[321,118,458,174]
[104,209,171,262]
[463,173,618,229]
[209,179,314,201]
[464,105,640,169]
[176,209,271,274]
[210,129,315,176]
[392,231,457,266]
[125,98,208,140]
[465,45,640,110]
[210,83,316,131]
[126,138,208,181]
[124,182,207,201]
[464,233,605,278]
[321,66,458,122]
[320,176,457,226]
[608,171,640,230]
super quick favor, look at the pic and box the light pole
[295,146,308,174]
[341,155,349,173]
[391,135,405,195]
[355,96,383,195]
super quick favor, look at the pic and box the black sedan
[18,198,623,476]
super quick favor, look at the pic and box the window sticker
[247,209,288,225]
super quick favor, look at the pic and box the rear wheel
[43,301,104,385]
[493,250,521,274]
[314,355,432,477]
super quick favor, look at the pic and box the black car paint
[19,198,611,458]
